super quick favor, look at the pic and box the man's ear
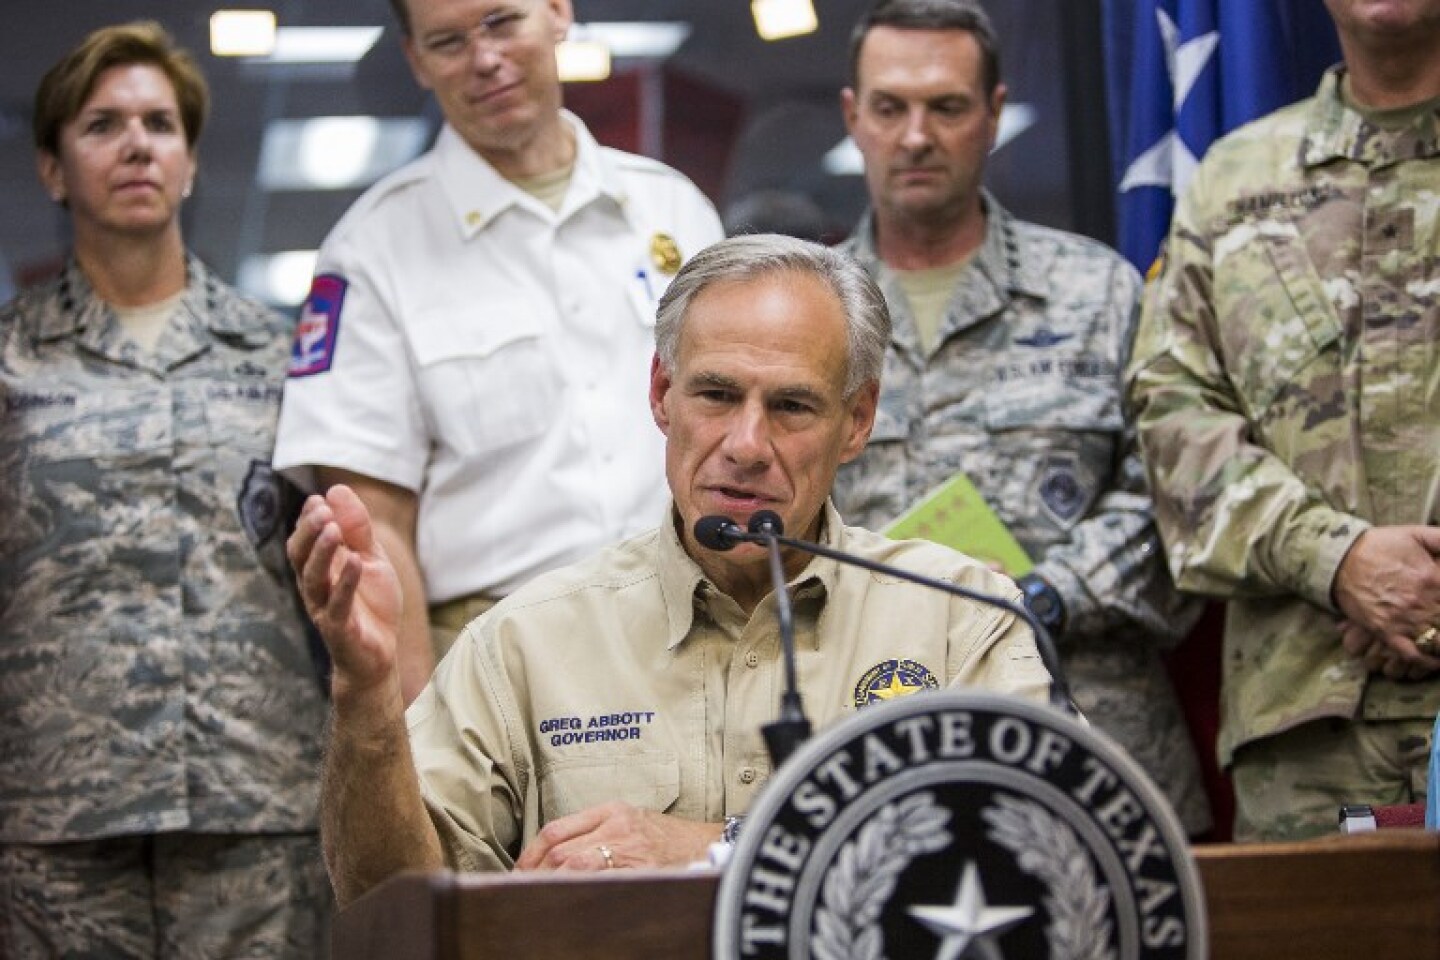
[649,353,673,436]
[839,380,879,464]
[986,82,1009,151]
[548,0,575,42]
[841,87,859,136]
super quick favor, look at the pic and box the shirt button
[739,767,757,784]
[745,651,759,668]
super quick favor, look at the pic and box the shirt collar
[657,500,843,651]
[1300,65,1440,169]
[32,255,262,348]
[434,110,629,238]
[848,189,1048,304]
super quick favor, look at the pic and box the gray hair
[848,0,1001,96]
[655,234,891,400]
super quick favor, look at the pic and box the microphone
[692,512,812,765]
[693,510,1075,716]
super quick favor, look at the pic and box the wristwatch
[1016,573,1066,637]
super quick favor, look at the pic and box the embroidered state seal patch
[853,658,940,709]
[713,691,1205,960]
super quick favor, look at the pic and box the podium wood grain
[331,832,1440,959]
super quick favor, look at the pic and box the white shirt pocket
[408,299,562,457]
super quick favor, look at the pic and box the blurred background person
[831,0,1211,837]
[272,0,723,704]
[0,22,329,957]
[723,187,831,243]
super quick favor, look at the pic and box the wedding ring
[598,844,614,869]
[1416,625,1440,656]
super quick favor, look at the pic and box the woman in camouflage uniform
[0,22,329,958]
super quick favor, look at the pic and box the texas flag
[1104,0,1340,272]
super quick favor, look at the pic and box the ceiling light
[258,116,430,190]
[211,10,278,57]
[238,250,318,307]
[557,40,612,82]
[264,26,384,63]
[751,0,818,41]
[823,103,1039,175]
[576,22,691,59]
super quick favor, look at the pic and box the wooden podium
[332,832,1440,960]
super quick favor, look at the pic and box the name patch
[539,711,658,747]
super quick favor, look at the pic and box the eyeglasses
[417,8,530,60]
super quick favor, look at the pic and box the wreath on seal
[811,792,1115,960]
[983,794,1116,960]
[811,792,952,960]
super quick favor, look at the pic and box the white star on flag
[1118,9,1218,197]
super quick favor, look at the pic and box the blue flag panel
[1103,0,1340,272]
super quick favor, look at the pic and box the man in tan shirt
[288,234,1051,905]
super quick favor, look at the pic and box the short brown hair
[849,0,1001,97]
[33,21,209,156]
[387,0,413,36]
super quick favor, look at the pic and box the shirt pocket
[0,384,172,658]
[536,749,680,823]
[979,383,1122,534]
[1215,221,1343,428]
[408,299,562,457]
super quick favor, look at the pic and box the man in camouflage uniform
[1,23,329,956]
[833,0,1211,835]
[1127,0,1440,841]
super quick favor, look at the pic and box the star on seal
[909,861,1033,960]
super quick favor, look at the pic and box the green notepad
[882,473,1034,577]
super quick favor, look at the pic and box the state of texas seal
[713,691,1205,959]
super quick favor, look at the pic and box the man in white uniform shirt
[274,0,723,701]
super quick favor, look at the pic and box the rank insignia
[650,232,683,275]
[854,658,939,708]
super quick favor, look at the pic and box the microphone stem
[760,531,811,767]
[773,534,1075,715]
[762,533,802,716]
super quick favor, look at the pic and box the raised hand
[287,484,405,694]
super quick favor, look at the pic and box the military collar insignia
[714,690,1205,959]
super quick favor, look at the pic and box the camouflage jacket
[0,258,327,842]
[1127,67,1440,765]
[835,195,1209,833]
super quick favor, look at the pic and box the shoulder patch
[237,459,281,546]
[289,274,346,378]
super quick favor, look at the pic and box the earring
[51,189,65,203]
[182,183,193,199]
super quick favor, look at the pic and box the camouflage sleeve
[1123,174,1366,611]
[1034,269,1203,648]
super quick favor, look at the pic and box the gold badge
[650,233,682,275]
